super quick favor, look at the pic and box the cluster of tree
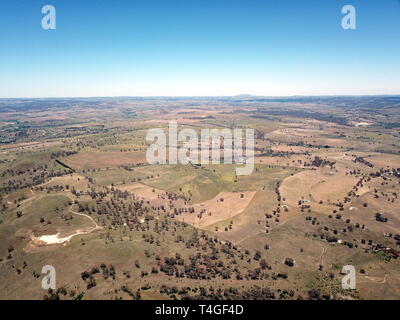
[254,147,309,158]
[81,264,116,290]
[50,150,77,159]
[121,285,141,300]
[375,212,388,223]
[304,156,336,169]
[160,284,299,300]
[1,166,73,194]
[352,156,374,168]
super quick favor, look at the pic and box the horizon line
[1,93,400,100]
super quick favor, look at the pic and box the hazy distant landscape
[1,95,400,300]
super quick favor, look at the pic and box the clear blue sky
[0,0,399,97]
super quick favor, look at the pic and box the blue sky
[0,0,399,97]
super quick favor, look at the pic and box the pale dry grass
[62,151,146,170]
[176,191,257,228]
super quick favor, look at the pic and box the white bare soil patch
[30,223,101,246]
[35,231,88,245]
[28,201,101,247]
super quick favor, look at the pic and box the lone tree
[284,258,295,267]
